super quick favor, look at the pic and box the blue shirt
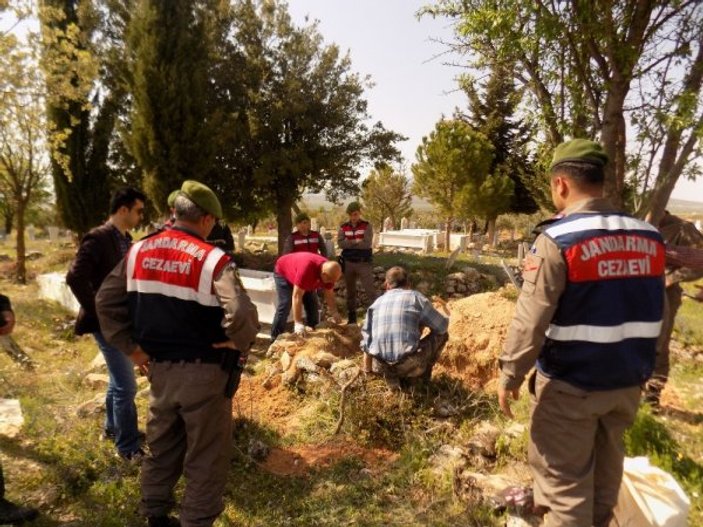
[361,288,449,363]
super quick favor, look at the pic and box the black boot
[0,498,39,524]
[347,310,357,325]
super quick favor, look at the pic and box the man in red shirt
[271,252,342,340]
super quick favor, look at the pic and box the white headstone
[27,224,36,241]
[310,218,319,231]
[383,217,393,232]
[409,221,417,229]
[319,226,327,238]
[696,220,702,231]
[400,217,409,230]
[47,226,59,243]
[246,225,253,236]
[237,229,246,252]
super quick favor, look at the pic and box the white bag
[612,457,690,527]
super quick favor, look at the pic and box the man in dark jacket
[0,295,39,524]
[66,187,146,461]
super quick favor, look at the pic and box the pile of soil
[436,290,516,390]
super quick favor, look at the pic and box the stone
[504,422,526,438]
[462,267,481,281]
[88,352,106,372]
[335,365,361,384]
[84,373,110,390]
[280,351,292,371]
[248,438,269,461]
[429,444,467,473]
[76,394,105,417]
[468,421,501,458]
[313,351,339,369]
[295,356,319,373]
[330,359,357,373]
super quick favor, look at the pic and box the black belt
[344,257,371,263]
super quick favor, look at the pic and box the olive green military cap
[550,138,609,170]
[346,201,361,214]
[180,180,223,218]
[167,190,180,208]
[294,212,310,224]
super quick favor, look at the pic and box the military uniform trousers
[141,361,232,527]
[344,260,377,315]
[648,283,683,399]
[528,371,640,527]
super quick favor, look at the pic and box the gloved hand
[294,322,307,337]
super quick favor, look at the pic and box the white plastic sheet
[612,456,690,527]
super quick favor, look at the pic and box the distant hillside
[302,193,703,215]
[667,198,703,215]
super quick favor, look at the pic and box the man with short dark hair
[271,252,342,340]
[361,266,448,385]
[282,212,327,257]
[499,139,665,526]
[337,201,377,324]
[0,295,39,525]
[67,186,146,461]
[96,180,259,527]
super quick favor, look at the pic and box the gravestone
[400,217,409,230]
[246,225,253,236]
[383,217,393,232]
[310,218,319,231]
[27,224,36,241]
[237,229,246,252]
[48,226,60,243]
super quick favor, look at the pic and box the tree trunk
[15,200,26,284]
[276,193,293,255]
[600,86,628,209]
[486,216,497,248]
[3,209,12,234]
[445,217,451,252]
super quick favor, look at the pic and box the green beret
[294,212,310,224]
[550,138,608,170]
[167,190,180,208]
[346,201,361,214]
[180,180,223,218]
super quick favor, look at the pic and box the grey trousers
[529,371,640,527]
[647,284,683,399]
[141,361,232,527]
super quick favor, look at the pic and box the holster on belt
[337,255,345,272]
[221,349,244,398]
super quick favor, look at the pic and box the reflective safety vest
[291,230,323,254]
[539,212,665,390]
[126,227,230,361]
[340,220,372,261]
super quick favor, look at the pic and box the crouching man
[361,266,449,386]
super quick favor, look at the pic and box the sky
[286,0,703,204]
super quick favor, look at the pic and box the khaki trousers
[647,284,682,399]
[529,371,640,527]
[141,361,232,527]
[344,261,377,314]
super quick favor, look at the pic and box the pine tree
[460,62,539,233]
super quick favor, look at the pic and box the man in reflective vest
[498,139,665,527]
[337,201,377,324]
[282,212,328,257]
[96,180,259,527]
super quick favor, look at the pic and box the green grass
[0,239,701,526]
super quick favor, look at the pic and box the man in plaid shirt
[361,266,449,385]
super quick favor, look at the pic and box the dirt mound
[261,440,399,476]
[436,290,516,390]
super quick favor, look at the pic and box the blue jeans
[94,332,139,456]
[271,274,319,340]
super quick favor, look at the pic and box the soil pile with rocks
[264,323,363,388]
[436,290,516,390]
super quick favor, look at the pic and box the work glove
[294,322,307,337]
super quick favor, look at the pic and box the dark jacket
[67,223,131,335]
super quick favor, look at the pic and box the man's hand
[129,345,151,375]
[328,311,343,324]
[498,386,520,419]
[294,322,307,337]
[0,310,15,336]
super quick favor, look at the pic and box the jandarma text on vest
[139,236,207,261]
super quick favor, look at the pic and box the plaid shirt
[109,223,132,258]
[361,288,448,363]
